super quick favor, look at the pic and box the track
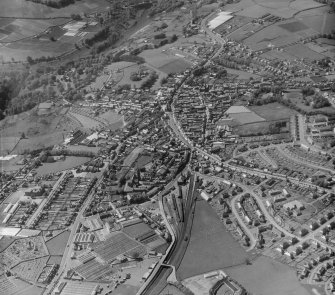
[144,175,196,295]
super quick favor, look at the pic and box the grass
[177,199,249,280]
[229,111,265,125]
[284,44,325,60]
[249,103,297,121]
[0,0,109,18]
[225,255,313,295]
[134,154,154,169]
[234,121,272,136]
[45,230,70,256]
[35,156,91,176]
[0,136,20,156]
[285,92,335,115]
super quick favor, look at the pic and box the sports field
[177,200,249,280]
[140,47,193,74]
[249,103,297,121]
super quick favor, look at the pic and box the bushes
[141,72,159,89]
[85,27,110,47]
[26,0,75,8]
[154,33,166,39]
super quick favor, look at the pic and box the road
[230,193,257,251]
[26,171,67,228]
[45,174,103,295]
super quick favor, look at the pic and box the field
[35,156,91,176]
[225,255,313,295]
[0,136,20,156]
[0,106,77,154]
[0,18,67,43]
[0,0,109,18]
[139,47,193,74]
[229,111,265,125]
[249,103,297,121]
[177,200,249,280]
[284,43,325,60]
[45,230,70,255]
[0,0,110,61]
[243,22,316,51]
[285,91,335,115]
[229,0,324,19]
[134,154,154,169]
[296,6,335,33]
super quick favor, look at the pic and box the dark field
[177,200,249,280]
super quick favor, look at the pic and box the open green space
[249,103,297,121]
[0,0,109,18]
[177,199,249,280]
[225,255,313,295]
[45,230,70,256]
[35,156,91,176]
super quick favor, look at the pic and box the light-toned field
[225,255,313,295]
[68,112,102,129]
[229,111,265,125]
[0,155,23,172]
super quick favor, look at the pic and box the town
[0,0,335,295]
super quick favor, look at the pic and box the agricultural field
[177,200,249,280]
[284,43,325,60]
[0,0,110,61]
[0,18,68,43]
[0,136,20,156]
[296,6,335,33]
[228,0,324,19]
[0,106,77,154]
[0,0,109,18]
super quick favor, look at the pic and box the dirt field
[177,199,249,280]
[225,255,313,295]
[249,103,297,121]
